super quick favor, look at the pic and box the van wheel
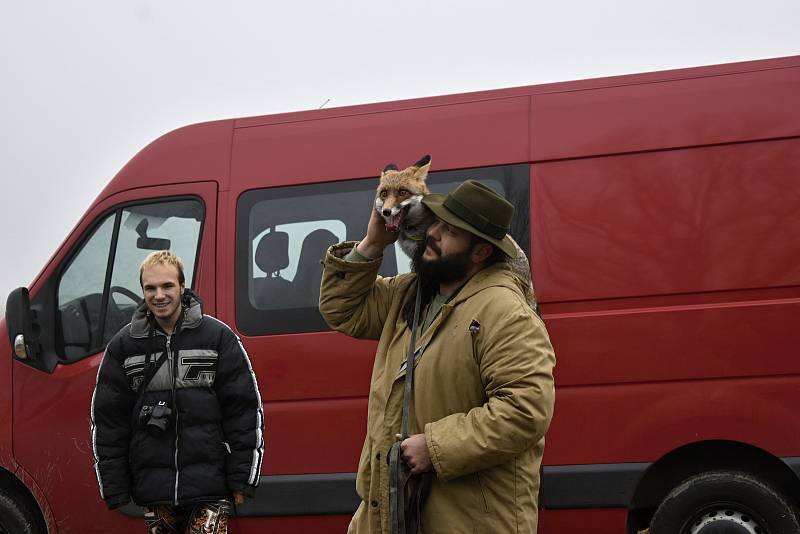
[649,470,799,534]
[0,486,43,534]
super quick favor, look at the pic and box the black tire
[650,470,800,534]
[0,486,44,534]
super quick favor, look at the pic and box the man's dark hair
[479,235,507,268]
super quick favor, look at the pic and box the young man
[91,251,264,534]
[319,180,556,533]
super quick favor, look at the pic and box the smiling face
[141,262,185,333]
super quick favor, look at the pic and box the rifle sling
[389,277,422,534]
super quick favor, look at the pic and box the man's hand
[400,433,433,475]
[356,207,400,259]
[233,490,245,505]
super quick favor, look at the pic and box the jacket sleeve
[90,342,135,508]
[319,241,411,340]
[424,300,556,481]
[214,325,264,495]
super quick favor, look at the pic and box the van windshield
[57,198,204,362]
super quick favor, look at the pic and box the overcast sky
[1,0,799,315]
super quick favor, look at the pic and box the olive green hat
[422,180,517,258]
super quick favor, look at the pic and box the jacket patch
[469,319,481,334]
[144,349,219,392]
[123,354,159,391]
[176,349,219,387]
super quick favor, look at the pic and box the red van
[2,54,800,534]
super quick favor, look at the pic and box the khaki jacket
[319,242,555,534]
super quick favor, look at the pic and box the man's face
[416,220,475,283]
[141,263,184,326]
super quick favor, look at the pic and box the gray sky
[2,0,799,315]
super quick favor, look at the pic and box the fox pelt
[375,155,436,259]
[375,155,537,309]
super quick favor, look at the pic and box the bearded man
[319,180,556,534]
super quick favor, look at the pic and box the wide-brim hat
[422,180,517,258]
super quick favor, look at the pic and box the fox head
[375,155,432,231]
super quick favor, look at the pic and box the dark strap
[401,280,423,439]
[407,472,433,534]
[141,311,184,389]
[388,444,405,534]
[390,278,423,534]
[142,323,156,384]
[137,322,167,402]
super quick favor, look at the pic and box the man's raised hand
[356,206,400,259]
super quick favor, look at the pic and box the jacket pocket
[473,473,490,513]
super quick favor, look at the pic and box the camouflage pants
[144,500,232,534]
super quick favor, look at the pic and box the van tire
[649,470,800,534]
[0,486,43,534]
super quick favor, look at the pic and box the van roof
[101,54,800,200]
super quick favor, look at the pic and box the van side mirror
[6,287,41,360]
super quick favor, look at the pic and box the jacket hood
[129,288,204,338]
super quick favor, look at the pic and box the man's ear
[412,155,431,183]
[471,242,493,264]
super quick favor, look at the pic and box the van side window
[57,198,204,362]
[235,165,530,336]
[251,221,345,310]
[57,216,115,357]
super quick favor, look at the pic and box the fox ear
[412,155,431,182]
[413,155,431,168]
[381,163,399,178]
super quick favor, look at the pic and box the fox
[375,155,538,309]
[375,154,436,259]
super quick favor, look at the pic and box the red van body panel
[530,65,800,160]
[230,96,531,186]
[2,55,799,534]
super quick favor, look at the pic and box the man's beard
[412,238,472,284]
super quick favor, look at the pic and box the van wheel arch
[0,468,47,534]
[626,440,800,534]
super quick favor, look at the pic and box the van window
[235,164,530,336]
[249,220,347,310]
[57,198,204,362]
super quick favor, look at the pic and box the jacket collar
[445,262,524,306]
[129,289,204,338]
[404,263,524,356]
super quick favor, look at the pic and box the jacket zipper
[168,334,180,505]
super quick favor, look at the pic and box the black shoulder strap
[137,324,166,401]
[390,277,423,534]
[401,279,423,439]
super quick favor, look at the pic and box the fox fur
[375,155,436,259]
[375,155,537,309]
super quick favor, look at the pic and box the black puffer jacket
[90,291,264,508]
